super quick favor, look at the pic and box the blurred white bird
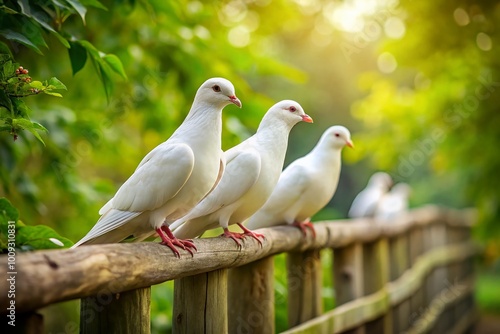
[347,172,393,218]
[170,100,313,246]
[246,126,353,236]
[375,182,411,220]
[72,78,242,257]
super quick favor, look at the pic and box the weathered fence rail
[0,205,479,333]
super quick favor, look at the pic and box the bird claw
[221,229,245,249]
[237,223,265,247]
[292,220,316,238]
[159,239,181,258]
[156,227,197,257]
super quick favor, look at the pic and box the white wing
[111,143,195,212]
[246,163,310,228]
[72,143,195,247]
[170,149,261,230]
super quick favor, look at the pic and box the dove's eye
[212,85,221,92]
[335,133,340,137]
[289,106,297,112]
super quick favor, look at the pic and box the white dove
[375,182,411,220]
[72,78,242,257]
[170,100,313,245]
[246,126,353,236]
[347,172,393,218]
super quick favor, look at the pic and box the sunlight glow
[323,0,399,33]
[476,32,492,51]
[377,52,397,73]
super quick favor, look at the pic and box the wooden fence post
[228,256,275,334]
[80,287,151,334]
[363,238,391,333]
[389,233,411,333]
[333,242,364,333]
[409,226,425,322]
[172,269,228,334]
[287,249,323,328]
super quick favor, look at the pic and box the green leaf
[99,62,115,100]
[11,118,46,145]
[43,91,63,97]
[26,127,46,145]
[0,43,13,58]
[48,77,67,90]
[68,41,88,75]
[0,29,43,54]
[30,122,47,132]
[12,99,31,118]
[0,197,19,225]
[66,0,87,24]
[103,54,128,79]
[15,225,74,249]
[80,0,107,10]
[15,0,68,48]
[77,40,100,59]
[0,5,19,14]
[0,86,13,113]
[2,59,16,77]
[29,81,45,89]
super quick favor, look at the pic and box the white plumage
[72,78,241,257]
[347,172,393,218]
[375,183,411,220]
[246,126,353,236]
[170,100,313,245]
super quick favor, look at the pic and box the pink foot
[156,226,197,258]
[237,223,265,247]
[221,228,245,248]
[292,220,316,238]
[161,225,197,256]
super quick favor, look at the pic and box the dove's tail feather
[71,210,143,248]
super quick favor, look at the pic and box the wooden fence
[0,205,480,333]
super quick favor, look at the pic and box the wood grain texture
[287,249,323,327]
[172,269,228,334]
[80,287,151,334]
[0,206,476,313]
[282,241,480,334]
[228,256,275,334]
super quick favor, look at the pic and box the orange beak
[346,140,354,148]
[229,95,242,108]
[301,114,314,123]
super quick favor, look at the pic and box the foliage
[0,197,73,252]
[0,52,66,144]
[0,0,499,332]
[350,0,500,243]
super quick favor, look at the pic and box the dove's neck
[254,119,295,160]
[311,141,343,167]
[174,103,222,145]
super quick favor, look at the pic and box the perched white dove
[375,182,411,220]
[170,100,313,245]
[72,78,242,257]
[246,126,353,236]
[347,172,393,218]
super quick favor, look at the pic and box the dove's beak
[229,95,242,108]
[301,114,314,123]
[346,140,354,148]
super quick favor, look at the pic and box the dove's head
[265,100,313,126]
[196,77,242,109]
[368,172,393,190]
[322,125,354,149]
